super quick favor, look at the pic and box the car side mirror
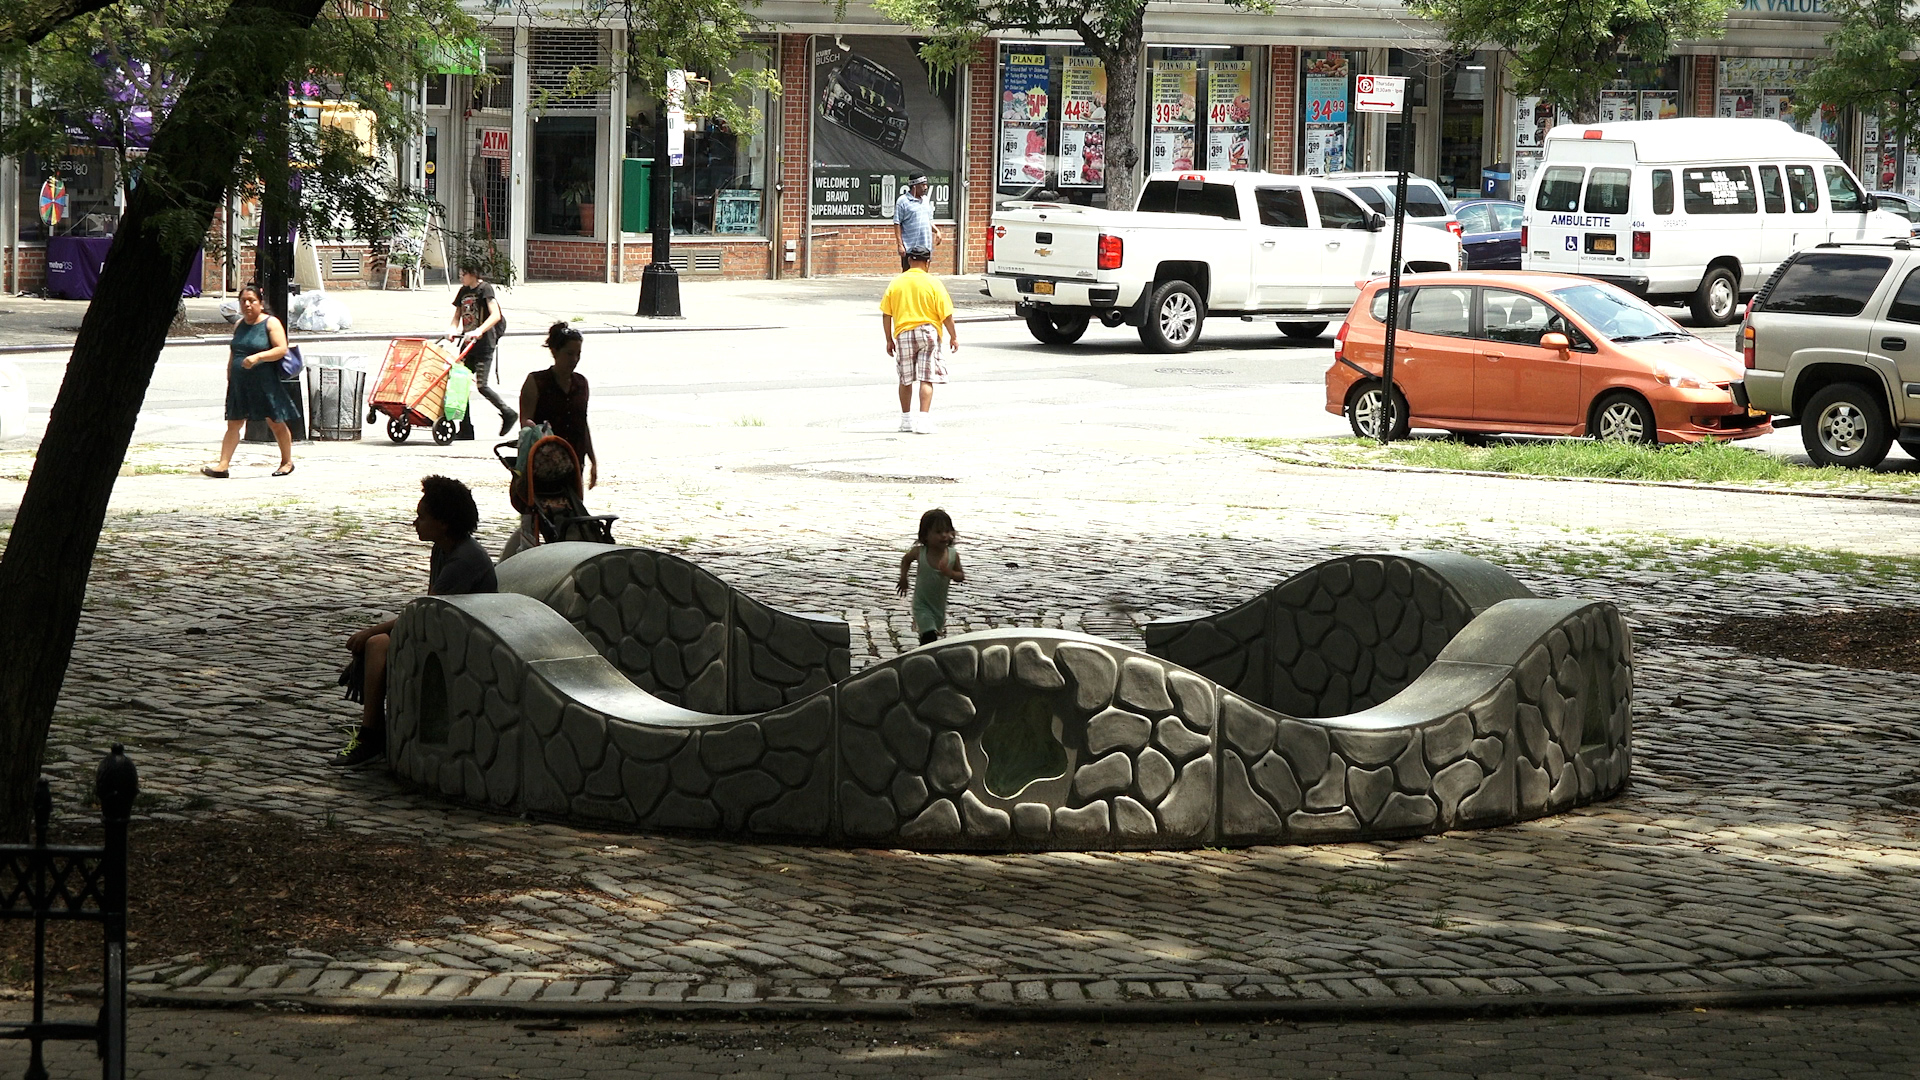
[1368,212,1387,232]
[1540,331,1571,351]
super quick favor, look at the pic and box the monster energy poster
[812,36,957,219]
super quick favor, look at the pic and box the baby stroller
[494,429,617,558]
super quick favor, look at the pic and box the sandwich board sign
[1355,75,1406,114]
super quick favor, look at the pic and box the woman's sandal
[200,466,229,479]
[273,463,296,477]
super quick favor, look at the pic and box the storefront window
[1514,58,1678,190]
[995,43,1109,207]
[1437,52,1490,197]
[811,36,955,221]
[1145,47,1256,175]
[1301,50,1363,175]
[17,147,121,243]
[1383,50,1430,175]
[994,44,1259,208]
[532,116,600,235]
[629,46,771,235]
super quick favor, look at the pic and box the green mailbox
[622,158,651,233]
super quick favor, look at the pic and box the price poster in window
[1059,56,1106,187]
[1304,126,1345,175]
[1639,90,1679,121]
[1761,89,1794,124]
[1718,87,1756,119]
[999,124,1048,186]
[999,52,1052,186]
[1206,60,1253,171]
[1599,90,1636,123]
[1002,53,1050,123]
[1304,74,1347,126]
[1150,60,1197,173]
[1516,97,1553,147]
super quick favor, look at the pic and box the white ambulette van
[1521,118,1908,325]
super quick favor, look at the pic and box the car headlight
[1654,366,1722,391]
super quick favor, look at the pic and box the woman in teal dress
[202,283,297,477]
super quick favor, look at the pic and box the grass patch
[1235,435,1920,492]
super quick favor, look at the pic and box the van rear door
[1574,166,1632,278]
[1526,165,1585,272]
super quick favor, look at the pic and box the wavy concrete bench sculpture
[385,546,1631,850]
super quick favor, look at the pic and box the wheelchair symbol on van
[1565,236,1577,251]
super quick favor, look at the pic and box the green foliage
[0,0,476,256]
[1407,0,1737,118]
[445,225,516,286]
[1794,0,1920,149]
[554,0,778,135]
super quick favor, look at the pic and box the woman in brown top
[519,322,598,488]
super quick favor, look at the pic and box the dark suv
[823,56,908,151]
[1744,241,1920,467]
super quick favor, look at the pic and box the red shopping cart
[366,336,471,445]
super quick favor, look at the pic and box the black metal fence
[0,746,137,1080]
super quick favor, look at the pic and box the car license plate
[1586,234,1616,255]
[1032,281,1055,295]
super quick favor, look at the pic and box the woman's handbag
[280,345,304,378]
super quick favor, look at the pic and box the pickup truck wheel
[1278,321,1329,340]
[1689,267,1739,326]
[1025,310,1090,345]
[1803,383,1892,468]
[1347,383,1410,440]
[1138,281,1205,352]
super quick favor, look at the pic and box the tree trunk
[0,0,328,841]
[1083,15,1144,212]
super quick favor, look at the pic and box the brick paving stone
[16,413,1920,1013]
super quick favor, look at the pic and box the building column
[608,29,626,283]
[509,25,531,283]
[1691,56,1716,117]
[1268,45,1298,174]
[779,33,811,277]
[961,42,996,274]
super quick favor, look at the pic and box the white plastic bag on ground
[289,292,352,332]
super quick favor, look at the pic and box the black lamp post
[636,81,680,317]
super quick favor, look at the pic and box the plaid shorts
[894,325,946,385]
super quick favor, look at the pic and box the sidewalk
[0,274,1005,351]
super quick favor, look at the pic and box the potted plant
[560,176,596,236]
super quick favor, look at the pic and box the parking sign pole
[1357,74,1410,444]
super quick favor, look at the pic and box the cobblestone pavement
[15,429,1920,1013]
[7,1002,1920,1078]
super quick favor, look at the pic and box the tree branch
[1,0,128,46]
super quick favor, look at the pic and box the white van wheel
[1690,267,1739,326]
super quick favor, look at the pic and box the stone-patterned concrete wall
[495,543,850,716]
[388,551,1633,850]
[1144,553,1534,718]
[387,595,835,836]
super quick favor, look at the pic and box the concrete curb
[1246,447,1920,506]
[0,314,1017,356]
[117,981,1920,1023]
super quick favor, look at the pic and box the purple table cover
[46,235,202,300]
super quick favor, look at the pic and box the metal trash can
[308,366,367,441]
[244,374,307,442]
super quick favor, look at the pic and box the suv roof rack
[1814,239,1912,249]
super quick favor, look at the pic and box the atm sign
[479,128,509,159]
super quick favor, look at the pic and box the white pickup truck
[985,171,1462,352]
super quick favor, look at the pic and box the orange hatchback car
[1324,272,1772,444]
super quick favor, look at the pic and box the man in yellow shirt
[879,246,959,434]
